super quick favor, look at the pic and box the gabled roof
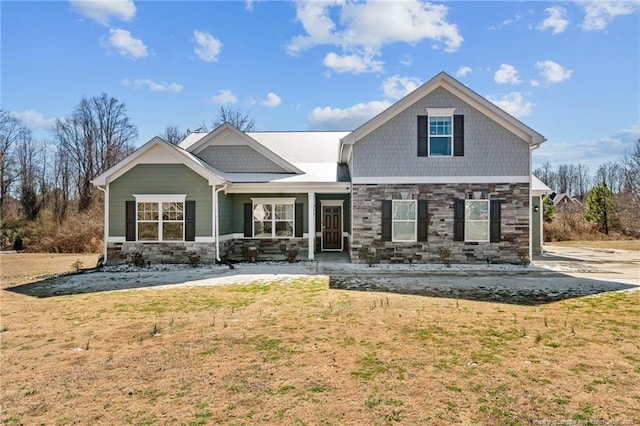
[179,123,303,174]
[531,175,552,196]
[340,71,546,162]
[92,136,225,186]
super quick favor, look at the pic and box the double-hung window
[392,200,417,242]
[429,115,453,156]
[464,200,489,242]
[134,195,186,241]
[252,198,295,238]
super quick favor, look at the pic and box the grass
[1,253,639,425]
[547,239,640,251]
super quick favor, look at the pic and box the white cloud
[259,92,282,108]
[456,65,473,78]
[323,52,383,74]
[11,110,55,129]
[212,89,238,105]
[380,75,422,99]
[309,100,392,130]
[245,0,254,11]
[193,30,222,62]
[489,12,523,30]
[106,28,148,58]
[538,6,569,34]
[400,54,412,66]
[578,0,640,31]
[487,92,534,118]
[288,0,463,74]
[70,0,136,25]
[494,64,521,85]
[530,79,541,87]
[534,125,640,171]
[536,60,573,84]
[122,79,182,93]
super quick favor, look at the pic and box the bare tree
[160,124,185,144]
[54,94,137,211]
[556,164,577,195]
[534,161,557,192]
[207,106,256,132]
[52,148,71,224]
[16,132,41,220]
[595,162,623,193]
[0,110,30,219]
[621,139,640,205]
[574,164,591,200]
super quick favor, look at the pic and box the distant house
[553,193,583,208]
[93,72,547,265]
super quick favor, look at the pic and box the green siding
[221,193,309,234]
[109,164,212,237]
[532,195,541,253]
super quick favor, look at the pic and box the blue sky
[2,0,639,171]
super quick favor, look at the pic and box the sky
[2,0,639,172]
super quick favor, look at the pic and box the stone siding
[107,242,216,265]
[351,183,529,264]
[219,238,309,262]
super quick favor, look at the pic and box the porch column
[308,192,315,260]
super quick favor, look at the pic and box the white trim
[352,176,530,184]
[194,237,215,243]
[103,185,109,263]
[320,201,344,252]
[426,107,456,116]
[250,197,296,204]
[308,192,315,260]
[464,199,490,243]
[106,237,126,243]
[391,200,418,243]
[133,194,187,203]
[227,183,351,194]
[218,233,244,242]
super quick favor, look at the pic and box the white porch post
[308,192,315,260]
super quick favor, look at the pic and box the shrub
[129,251,145,268]
[358,247,378,267]
[286,248,299,263]
[437,246,452,267]
[242,246,258,262]
[515,247,529,267]
[188,255,201,268]
[13,236,24,251]
[71,258,84,272]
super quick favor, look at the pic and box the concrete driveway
[535,245,639,281]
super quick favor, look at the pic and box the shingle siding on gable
[351,87,529,177]
[197,145,289,173]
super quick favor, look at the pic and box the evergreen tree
[584,181,615,234]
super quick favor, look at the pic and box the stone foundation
[219,238,309,262]
[350,183,529,264]
[106,242,216,265]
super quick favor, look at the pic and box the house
[553,193,582,208]
[92,72,546,265]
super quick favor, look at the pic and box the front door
[322,206,342,250]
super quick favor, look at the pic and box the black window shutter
[490,199,501,243]
[243,203,252,237]
[453,115,464,157]
[417,115,428,157]
[294,203,304,237]
[185,201,196,241]
[381,200,392,241]
[417,200,428,242]
[125,201,136,241]
[453,199,465,241]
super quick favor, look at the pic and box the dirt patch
[0,252,100,288]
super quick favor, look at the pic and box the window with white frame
[252,198,295,238]
[392,200,417,242]
[135,195,185,241]
[429,115,453,156]
[465,200,489,242]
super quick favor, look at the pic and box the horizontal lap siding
[351,87,529,178]
[109,164,212,237]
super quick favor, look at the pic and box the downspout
[529,142,543,262]
[96,184,108,265]
[215,183,228,262]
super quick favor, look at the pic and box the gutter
[214,183,228,262]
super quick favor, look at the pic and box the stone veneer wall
[219,238,309,261]
[350,183,529,264]
[107,242,216,265]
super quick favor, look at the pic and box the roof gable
[92,137,224,186]
[340,71,545,162]
[183,123,303,174]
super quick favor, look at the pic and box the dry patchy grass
[0,253,100,288]
[547,240,640,251]
[1,256,639,425]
